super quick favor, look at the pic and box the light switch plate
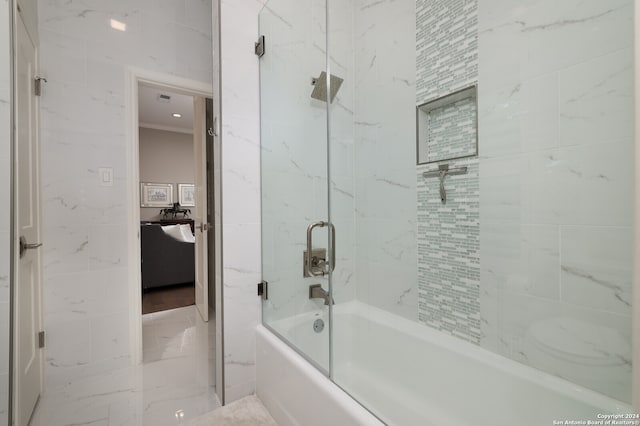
[99,167,113,187]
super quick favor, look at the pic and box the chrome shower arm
[422,164,468,204]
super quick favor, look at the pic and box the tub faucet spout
[309,284,334,306]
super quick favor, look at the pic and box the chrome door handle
[197,223,210,232]
[19,236,42,259]
[305,221,336,276]
[306,221,326,276]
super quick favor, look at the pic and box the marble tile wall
[0,1,10,423]
[37,0,213,390]
[351,0,417,321]
[478,0,634,402]
[219,0,266,403]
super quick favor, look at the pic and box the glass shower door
[259,0,332,372]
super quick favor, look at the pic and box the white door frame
[124,68,212,365]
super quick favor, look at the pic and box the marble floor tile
[184,396,278,426]
[30,306,219,426]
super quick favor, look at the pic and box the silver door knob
[19,236,42,259]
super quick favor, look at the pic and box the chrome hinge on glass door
[254,35,265,57]
[257,281,268,300]
[304,221,336,277]
[34,76,47,96]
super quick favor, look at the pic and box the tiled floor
[30,306,218,426]
[185,396,277,426]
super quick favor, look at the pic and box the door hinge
[257,280,268,300]
[34,76,47,96]
[38,331,45,348]
[254,35,265,57]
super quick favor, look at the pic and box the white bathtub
[257,302,631,426]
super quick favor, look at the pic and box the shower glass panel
[259,0,331,372]
[261,0,634,423]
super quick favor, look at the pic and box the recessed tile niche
[416,85,477,164]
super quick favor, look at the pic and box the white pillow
[179,224,195,243]
[161,224,195,244]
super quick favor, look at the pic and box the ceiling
[138,84,194,134]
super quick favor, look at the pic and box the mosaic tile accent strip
[416,0,478,104]
[416,0,479,344]
[417,159,480,344]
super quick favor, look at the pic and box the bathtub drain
[313,319,325,333]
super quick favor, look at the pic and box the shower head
[310,71,344,103]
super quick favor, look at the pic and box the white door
[14,12,43,426]
[193,96,209,321]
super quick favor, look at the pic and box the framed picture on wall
[140,182,174,207]
[178,183,195,207]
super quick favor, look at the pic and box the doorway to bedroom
[134,78,215,371]
[138,84,197,315]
